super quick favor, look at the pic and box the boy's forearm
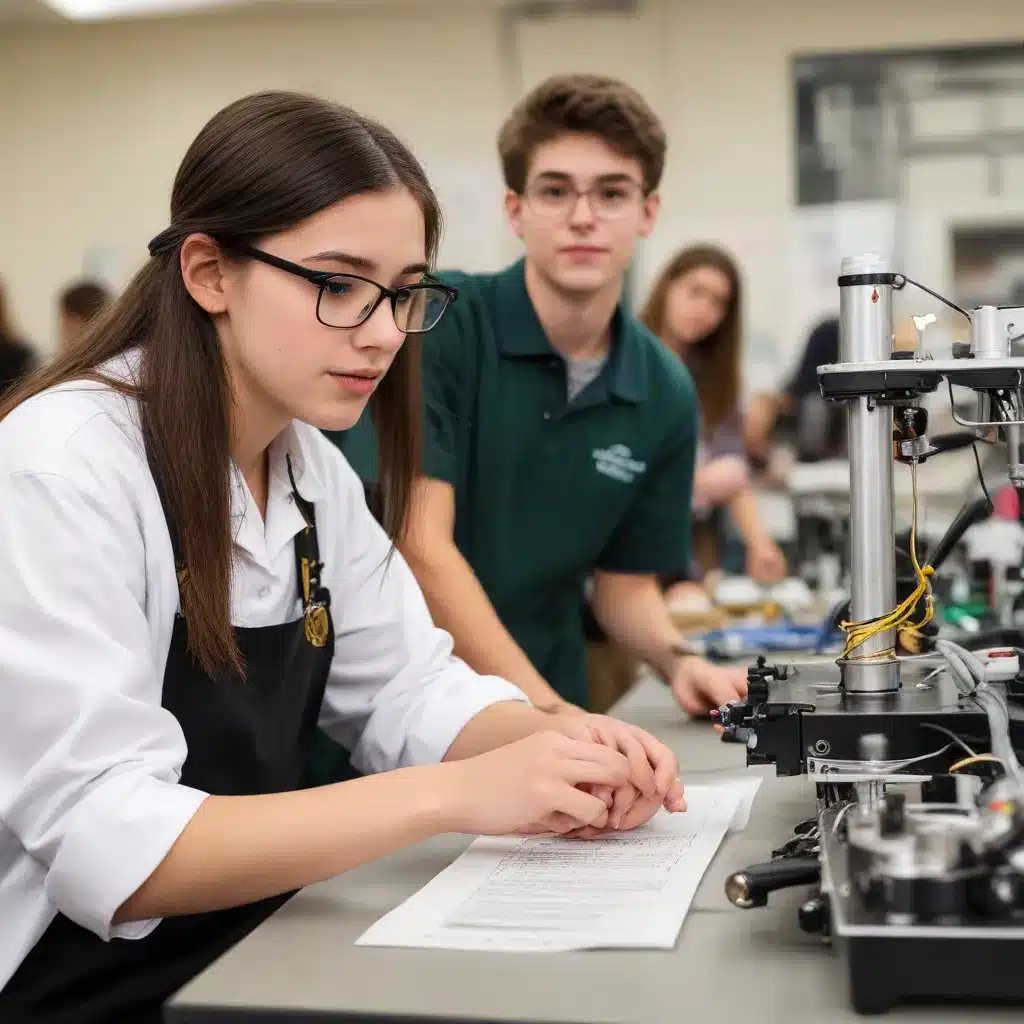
[728,488,769,547]
[743,393,781,454]
[591,572,687,681]
[401,541,573,712]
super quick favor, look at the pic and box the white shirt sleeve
[316,460,530,775]
[0,468,208,942]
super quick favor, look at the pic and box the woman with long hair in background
[641,244,787,585]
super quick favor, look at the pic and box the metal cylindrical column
[839,254,899,693]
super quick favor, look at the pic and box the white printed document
[355,776,762,953]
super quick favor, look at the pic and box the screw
[992,877,1015,904]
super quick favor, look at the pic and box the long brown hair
[640,244,742,432]
[0,91,441,678]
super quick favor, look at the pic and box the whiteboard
[421,161,512,273]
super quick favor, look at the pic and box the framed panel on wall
[793,41,1024,208]
[791,41,1024,352]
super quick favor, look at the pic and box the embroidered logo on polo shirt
[592,444,646,483]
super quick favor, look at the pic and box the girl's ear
[180,234,230,315]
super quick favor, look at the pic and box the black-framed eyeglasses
[223,242,457,333]
[523,177,646,220]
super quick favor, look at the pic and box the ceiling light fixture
[42,0,244,21]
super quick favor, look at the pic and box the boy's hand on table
[671,657,747,717]
[746,536,788,584]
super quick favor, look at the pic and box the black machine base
[720,654,1024,1014]
[821,795,1024,1015]
[719,655,1024,777]
[738,796,1024,1016]
[845,932,1024,1015]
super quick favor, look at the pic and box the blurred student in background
[57,280,112,352]
[743,315,843,467]
[640,245,787,585]
[0,280,37,398]
[744,313,934,472]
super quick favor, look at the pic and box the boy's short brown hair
[498,73,666,194]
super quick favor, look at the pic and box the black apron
[1,456,339,1024]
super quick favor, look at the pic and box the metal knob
[858,733,889,763]
[798,895,830,936]
[720,727,754,747]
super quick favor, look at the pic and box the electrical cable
[977,688,1019,778]
[919,722,977,758]
[950,754,1005,773]
[888,741,955,770]
[831,801,854,836]
[936,639,982,697]
[935,638,1024,783]
[892,274,971,320]
[972,442,993,504]
[939,637,987,685]
[822,742,955,778]
[840,457,934,659]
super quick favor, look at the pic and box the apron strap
[287,455,331,643]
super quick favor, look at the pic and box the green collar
[493,259,647,403]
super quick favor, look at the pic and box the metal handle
[948,380,1024,429]
[725,857,821,909]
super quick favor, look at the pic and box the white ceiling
[0,0,510,22]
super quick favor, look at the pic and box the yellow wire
[949,754,1003,773]
[841,456,935,660]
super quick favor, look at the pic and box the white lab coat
[0,351,527,988]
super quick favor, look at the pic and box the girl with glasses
[0,90,681,1024]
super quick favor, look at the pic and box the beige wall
[0,0,1021,360]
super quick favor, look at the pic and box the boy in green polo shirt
[335,74,746,719]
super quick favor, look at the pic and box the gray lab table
[166,677,1020,1023]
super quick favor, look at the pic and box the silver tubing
[838,254,899,694]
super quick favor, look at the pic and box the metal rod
[838,254,899,694]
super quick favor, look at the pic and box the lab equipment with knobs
[716,255,1024,1015]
